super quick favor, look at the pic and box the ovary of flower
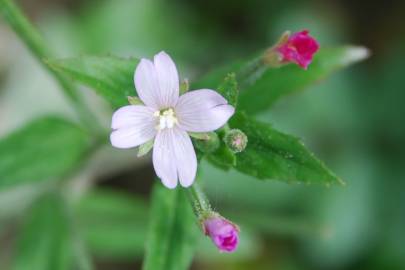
[110,51,235,189]
[155,108,178,130]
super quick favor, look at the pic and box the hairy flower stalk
[188,183,240,253]
[110,52,235,188]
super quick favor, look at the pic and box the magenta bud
[203,216,239,253]
[276,30,320,69]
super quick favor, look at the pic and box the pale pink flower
[203,216,239,253]
[110,52,235,188]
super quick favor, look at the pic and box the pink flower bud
[276,30,319,69]
[203,216,239,253]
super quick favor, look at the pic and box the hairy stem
[186,181,212,220]
[0,0,101,133]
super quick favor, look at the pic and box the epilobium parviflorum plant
[0,0,370,269]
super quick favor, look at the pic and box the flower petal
[171,128,197,187]
[153,129,178,189]
[134,58,162,109]
[154,51,179,107]
[152,128,197,188]
[175,89,235,132]
[111,105,156,129]
[110,105,157,149]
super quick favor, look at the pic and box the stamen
[154,108,178,130]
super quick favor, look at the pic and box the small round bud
[193,132,220,153]
[223,129,248,153]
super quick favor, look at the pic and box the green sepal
[137,139,154,157]
[179,78,189,95]
[192,132,220,154]
[188,132,212,140]
[127,96,143,105]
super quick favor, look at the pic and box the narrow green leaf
[75,189,149,259]
[196,46,369,113]
[239,46,369,113]
[229,112,344,186]
[12,194,72,270]
[46,56,138,109]
[0,0,101,131]
[143,183,197,270]
[0,116,91,189]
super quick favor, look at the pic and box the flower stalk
[187,181,212,218]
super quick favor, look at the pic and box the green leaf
[12,194,72,270]
[196,46,369,114]
[217,72,238,107]
[229,112,344,186]
[75,188,149,259]
[46,56,138,109]
[143,183,197,270]
[0,116,91,189]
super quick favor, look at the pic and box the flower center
[154,108,178,130]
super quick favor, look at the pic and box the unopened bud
[264,30,319,69]
[202,215,239,253]
[223,129,247,153]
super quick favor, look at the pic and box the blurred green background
[1,0,404,269]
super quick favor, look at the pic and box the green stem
[186,182,212,220]
[0,0,101,134]
[64,199,94,270]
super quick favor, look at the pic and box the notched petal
[154,51,179,107]
[110,105,157,149]
[153,129,178,188]
[134,59,161,109]
[176,89,235,132]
